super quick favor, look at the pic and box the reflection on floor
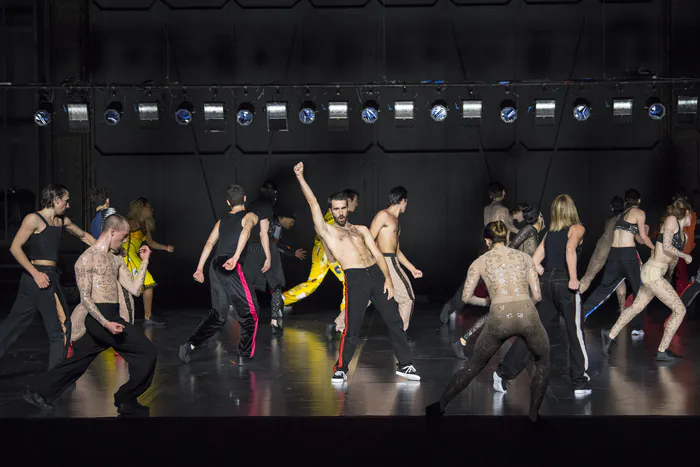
[0,301,698,418]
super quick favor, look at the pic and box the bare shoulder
[76,247,96,268]
[353,224,371,235]
[570,224,585,236]
[22,212,42,227]
[663,215,678,229]
[63,216,74,226]
[243,212,258,224]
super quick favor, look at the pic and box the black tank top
[215,211,248,259]
[544,227,582,271]
[29,213,64,262]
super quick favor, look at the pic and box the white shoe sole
[574,389,592,397]
[492,371,507,393]
[331,378,346,383]
[396,371,421,381]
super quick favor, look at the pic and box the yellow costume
[283,211,346,311]
[123,229,156,289]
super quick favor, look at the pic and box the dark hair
[523,207,541,225]
[487,182,505,200]
[226,185,245,207]
[327,192,348,208]
[610,196,624,215]
[624,189,641,206]
[515,202,530,213]
[102,213,128,233]
[261,180,278,193]
[343,189,359,201]
[40,184,69,209]
[484,221,508,245]
[87,187,108,208]
[388,186,408,206]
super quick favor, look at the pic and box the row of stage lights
[33,96,699,131]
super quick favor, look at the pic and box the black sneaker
[439,303,454,324]
[331,370,347,383]
[271,321,284,337]
[396,364,421,381]
[325,323,337,342]
[492,371,508,393]
[425,401,444,431]
[601,328,615,357]
[144,316,167,327]
[656,349,682,362]
[451,339,468,360]
[117,401,150,417]
[22,386,54,412]
[178,342,195,364]
[573,381,592,397]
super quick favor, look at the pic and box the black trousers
[334,264,413,373]
[583,247,644,329]
[446,281,466,313]
[498,269,590,385]
[681,280,700,313]
[188,258,260,357]
[31,304,157,405]
[0,267,71,369]
[244,243,285,319]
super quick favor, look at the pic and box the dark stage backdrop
[2,0,700,308]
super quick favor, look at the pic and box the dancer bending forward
[602,197,693,361]
[427,221,549,422]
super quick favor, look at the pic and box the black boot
[439,303,454,325]
[601,328,615,357]
[22,386,54,412]
[451,339,468,360]
[655,349,682,362]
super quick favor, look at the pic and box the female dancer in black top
[426,221,550,423]
[602,198,693,361]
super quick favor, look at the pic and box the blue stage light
[500,101,517,123]
[430,104,447,122]
[237,109,254,127]
[361,105,379,124]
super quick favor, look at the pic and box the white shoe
[492,371,508,393]
[331,370,347,383]
[631,329,645,339]
[396,364,421,381]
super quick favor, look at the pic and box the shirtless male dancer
[294,163,419,382]
[329,187,422,337]
[439,181,518,324]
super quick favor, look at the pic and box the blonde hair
[126,197,155,233]
[661,197,693,226]
[549,194,580,232]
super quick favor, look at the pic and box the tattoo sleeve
[118,257,149,297]
[75,253,108,326]
[662,226,685,259]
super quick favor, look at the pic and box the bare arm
[461,259,482,303]
[259,218,272,267]
[75,252,109,326]
[532,234,547,274]
[145,231,170,251]
[500,207,519,234]
[294,163,330,242]
[635,211,655,251]
[118,254,150,297]
[320,237,336,263]
[222,213,257,271]
[661,216,691,261]
[360,226,391,281]
[369,212,386,240]
[526,255,542,303]
[64,217,95,246]
[567,225,585,286]
[195,220,220,272]
[9,214,42,277]
[397,246,417,274]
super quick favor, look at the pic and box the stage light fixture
[646,98,665,120]
[572,99,591,122]
[612,99,633,117]
[361,101,378,124]
[175,101,194,125]
[33,100,54,127]
[430,101,447,122]
[236,103,255,127]
[203,102,225,131]
[394,101,414,120]
[462,100,482,120]
[298,102,316,124]
[104,102,123,126]
[534,100,556,119]
[137,103,159,123]
[328,102,349,131]
[266,102,288,131]
[499,100,518,124]
[66,103,90,132]
[676,96,698,115]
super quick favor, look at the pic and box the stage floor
[0,301,698,419]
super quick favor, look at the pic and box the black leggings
[244,243,285,319]
[583,247,644,328]
[440,299,550,419]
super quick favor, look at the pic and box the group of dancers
[1,167,696,420]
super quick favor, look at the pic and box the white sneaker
[492,371,508,393]
[396,364,421,381]
[631,329,645,339]
[331,370,347,383]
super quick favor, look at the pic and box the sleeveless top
[615,208,640,235]
[544,226,582,271]
[215,211,248,258]
[29,213,64,262]
[658,219,686,250]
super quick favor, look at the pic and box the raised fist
[293,162,304,177]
